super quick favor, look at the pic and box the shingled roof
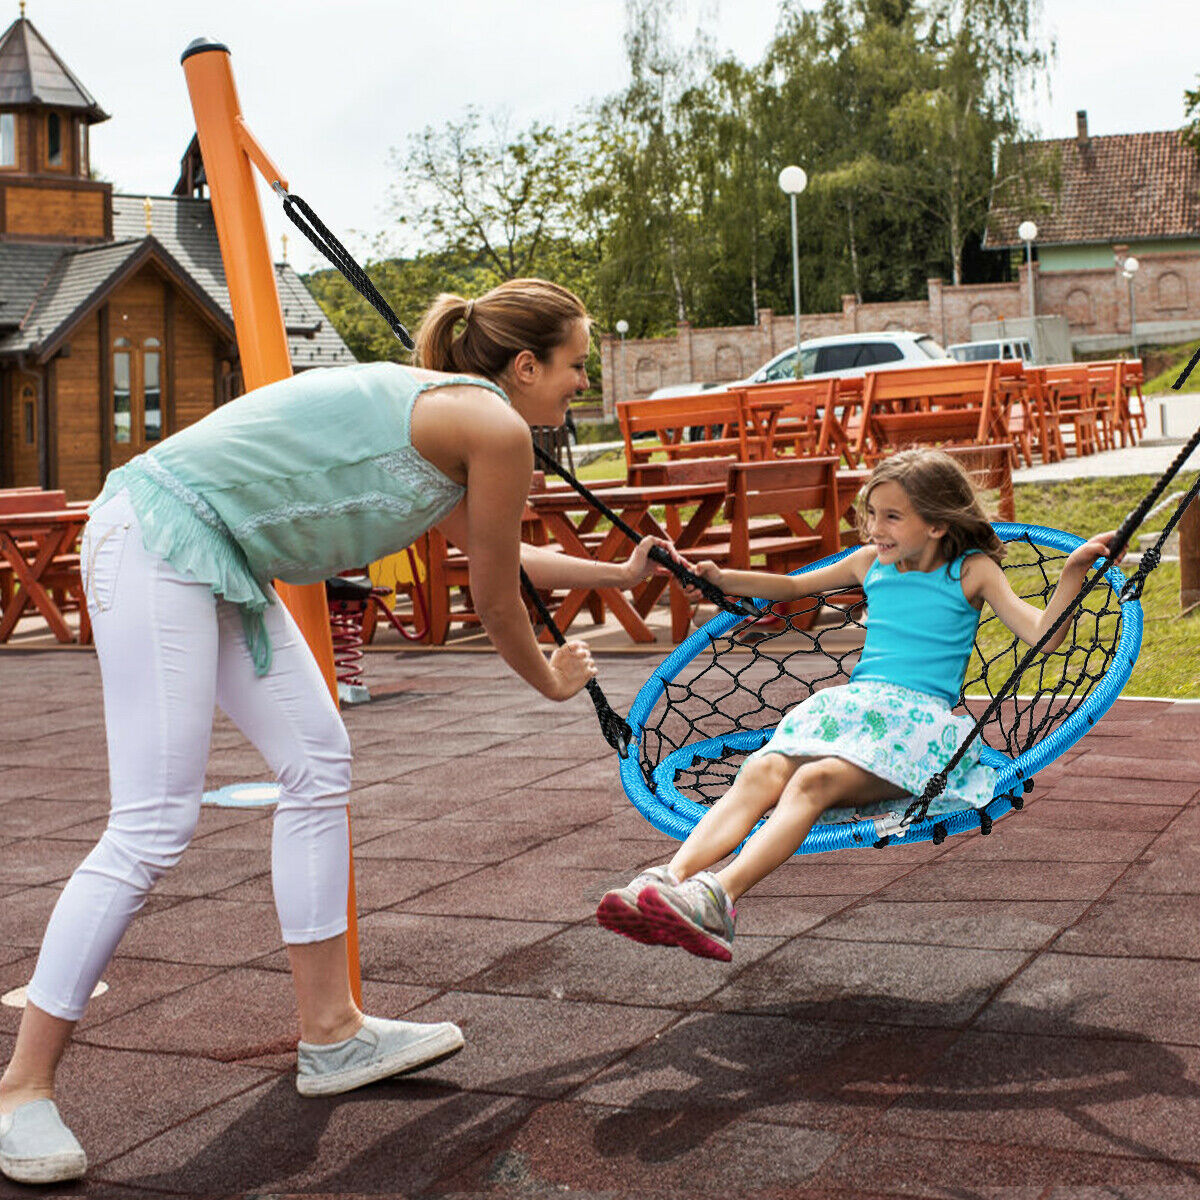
[111,194,355,370]
[0,15,108,121]
[0,193,356,368]
[986,127,1200,249]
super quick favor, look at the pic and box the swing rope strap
[277,188,415,351]
[519,568,632,757]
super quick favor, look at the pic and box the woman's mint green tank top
[849,552,982,706]
[91,363,509,675]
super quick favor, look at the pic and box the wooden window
[113,337,131,443]
[144,338,162,442]
[78,122,89,176]
[22,386,36,446]
[46,112,63,167]
[0,112,14,168]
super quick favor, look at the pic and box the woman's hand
[1065,530,1126,576]
[547,639,598,700]
[621,536,692,588]
[681,560,724,601]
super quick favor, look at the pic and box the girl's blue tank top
[849,552,982,706]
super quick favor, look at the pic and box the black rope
[276,187,414,351]
[529,443,759,620]
[519,568,632,757]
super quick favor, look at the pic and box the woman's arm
[443,407,596,700]
[971,532,1122,654]
[686,545,874,604]
[520,536,689,591]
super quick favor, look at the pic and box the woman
[0,278,677,1184]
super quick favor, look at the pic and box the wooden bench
[617,392,763,467]
[699,457,842,573]
[734,377,858,464]
[1041,365,1100,456]
[857,362,1005,465]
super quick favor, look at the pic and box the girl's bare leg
[716,757,905,902]
[668,754,806,882]
[0,1005,74,1115]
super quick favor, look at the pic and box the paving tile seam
[88,1072,284,1177]
[64,964,228,1035]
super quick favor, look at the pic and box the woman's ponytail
[413,278,587,383]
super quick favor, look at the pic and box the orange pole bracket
[181,37,362,1008]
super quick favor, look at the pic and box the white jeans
[26,489,352,1021]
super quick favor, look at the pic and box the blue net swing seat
[620,522,1144,854]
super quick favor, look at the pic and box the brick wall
[599,249,1200,413]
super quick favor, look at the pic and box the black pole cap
[181,38,230,64]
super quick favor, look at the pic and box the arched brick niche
[1154,271,1188,312]
[635,357,662,394]
[1064,288,1095,328]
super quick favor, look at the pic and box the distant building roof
[0,16,108,121]
[986,121,1200,249]
[0,193,356,368]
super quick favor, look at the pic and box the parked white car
[645,381,722,400]
[947,337,1034,364]
[722,331,953,388]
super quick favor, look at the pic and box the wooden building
[0,12,354,498]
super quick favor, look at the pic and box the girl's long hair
[856,447,1006,566]
[413,278,588,382]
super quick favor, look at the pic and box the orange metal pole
[181,38,363,1007]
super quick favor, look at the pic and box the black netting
[638,533,1124,805]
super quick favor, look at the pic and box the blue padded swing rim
[619,523,1144,852]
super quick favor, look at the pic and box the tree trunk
[846,196,862,303]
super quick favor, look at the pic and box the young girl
[597,447,1120,962]
[0,278,686,1185]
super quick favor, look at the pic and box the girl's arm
[970,532,1123,653]
[685,545,874,603]
[437,408,596,701]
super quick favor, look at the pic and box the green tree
[1185,75,1200,152]
[389,108,581,281]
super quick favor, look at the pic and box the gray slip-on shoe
[296,1014,464,1097]
[0,1099,87,1185]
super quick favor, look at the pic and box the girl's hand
[622,536,692,587]
[681,560,724,601]
[1066,530,1126,575]
[547,640,597,700]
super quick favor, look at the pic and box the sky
[14,0,1200,274]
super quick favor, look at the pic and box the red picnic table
[0,508,90,643]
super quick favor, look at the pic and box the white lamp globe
[778,165,808,195]
[1017,220,1038,242]
[1123,256,1140,274]
[615,319,629,335]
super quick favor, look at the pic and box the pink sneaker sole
[596,891,661,944]
[636,887,733,962]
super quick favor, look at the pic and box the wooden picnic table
[0,508,90,643]
[527,480,727,643]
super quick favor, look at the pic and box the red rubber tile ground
[1,646,1198,1198]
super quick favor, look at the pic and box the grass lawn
[1145,339,1200,394]
[1010,472,1199,699]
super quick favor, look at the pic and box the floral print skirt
[746,680,998,824]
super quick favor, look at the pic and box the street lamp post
[613,319,629,421]
[779,165,808,378]
[1122,257,1140,360]
[1017,219,1038,361]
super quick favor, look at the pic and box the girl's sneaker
[636,871,736,961]
[596,866,679,944]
